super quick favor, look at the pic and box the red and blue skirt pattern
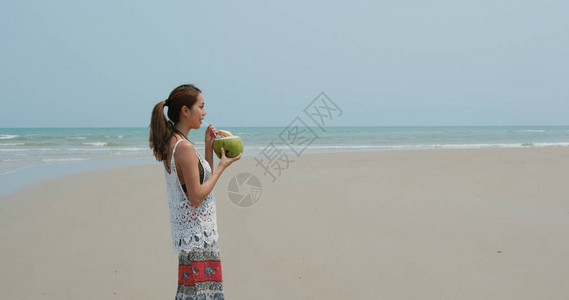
[176,248,224,300]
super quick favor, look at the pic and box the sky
[1,0,568,127]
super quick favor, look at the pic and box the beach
[1,147,568,299]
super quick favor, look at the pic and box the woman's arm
[205,124,216,171]
[178,142,241,207]
[205,144,214,172]
[176,141,226,207]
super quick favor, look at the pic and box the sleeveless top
[163,139,219,253]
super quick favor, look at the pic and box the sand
[1,148,568,299]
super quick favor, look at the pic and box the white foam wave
[247,142,569,152]
[118,147,148,151]
[0,165,37,176]
[516,130,545,133]
[66,147,147,151]
[0,148,32,152]
[0,134,19,140]
[532,142,569,147]
[67,137,87,140]
[41,158,88,162]
[0,148,53,152]
[0,143,25,146]
[83,142,108,146]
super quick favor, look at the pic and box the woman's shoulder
[174,139,195,154]
[168,134,191,150]
[174,140,200,165]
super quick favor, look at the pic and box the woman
[149,84,241,300]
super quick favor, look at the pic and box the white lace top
[164,139,219,253]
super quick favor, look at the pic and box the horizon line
[2,125,569,129]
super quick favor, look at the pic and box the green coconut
[213,136,243,159]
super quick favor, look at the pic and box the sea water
[1,126,568,196]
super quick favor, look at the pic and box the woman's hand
[218,148,242,170]
[205,124,217,149]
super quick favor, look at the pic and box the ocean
[1,126,569,196]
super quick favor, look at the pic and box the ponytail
[149,84,202,162]
[149,100,173,162]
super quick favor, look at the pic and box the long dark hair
[149,84,202,162]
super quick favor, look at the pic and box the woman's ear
[183,105,192,115]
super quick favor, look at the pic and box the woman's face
[186,93,206,129]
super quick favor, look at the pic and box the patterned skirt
[176,248,224,300]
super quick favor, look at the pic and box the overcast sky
[1,0,568,127]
